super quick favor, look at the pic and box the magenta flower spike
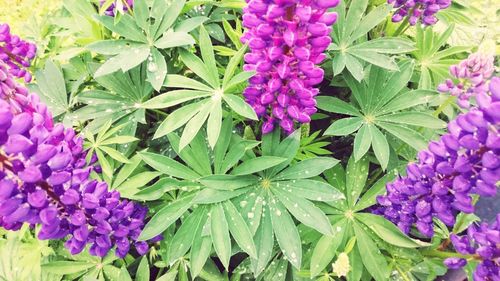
[0,62,156,258]
[374,74,500,237]
[388,0,451,26]
[0,23,37,82]
[444,214,500,280]
[242,0,340,134]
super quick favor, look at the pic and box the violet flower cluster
[0,23,36,82]
[438,53,495,109]
[100,0,134,17]
[375,76,500,237]
[0,62,154,258]
[444,214,500,281]
[388,0,451,26]
[241,0,339,134]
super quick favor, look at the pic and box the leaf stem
[151,109,169,118]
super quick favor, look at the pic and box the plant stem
[421,249,474,260]
[393,18,410,37]
[151,109,169,118]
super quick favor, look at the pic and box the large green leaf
[211,204,231,270]
[270,201,302,269]
[353,223,389,281]
[139,194,195,240]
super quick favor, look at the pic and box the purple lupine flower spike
[374,57,500,238]
[100,0,134,17]
[0,23,36,82]
[0,61,157,258]
[445,213,500,280]
[438,53,495,109]
[388,0,451,26]
[242,0,339,134]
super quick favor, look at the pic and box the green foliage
[329,0,415,80]
[1,0,494,280]
[138,117,343,276]
[319,61,445,170]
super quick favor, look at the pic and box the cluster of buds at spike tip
[241,0,340,134]
[0,62,158,258]
[99,0,134,17]
[438,53,495,109]
[388,0,451,26]
[0,23,36,82]
[444,214,500,280]
[374,76,500,237]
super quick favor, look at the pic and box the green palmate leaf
[270,201,302,269]
[153,100,209,139]
[142,90,211,109]
[222,45,248,89]
[356,213,429,248]
[99,146,130,163]
[274,157,339,180]
[115,171,161,197]
[353,124,372,161]
[98,14,146,41]
[252,205,274,276]
[33,60,69,117]
[223,201,257,258]
[94,46,150,77]
[273,187,333,235]
[136,256,149,281]
[369,125,390,170]
[168,133,212,175]
[325,117,363,136]
[316,96,361,116]
[42,261,94,275]
[179,49,217,89]
[154,31,195,49]
[347,244,363,281]
[147,48,168,91]
[353,223,389,281]
[277,179,344,202]
[231,156,287,175]
[199,175,258,190]
[119,266,133,281]
[345,54,365,81]
[190,230,212,278]
[310,219,346,277]
[207,99,222,148]
[175,16,209,33]
[87,40,143,55]
[349,49,398,70]
[349,37,415,54]
[199,25,219,88]
[211,204,231,270]
[355,172,396,211]
[139,194,195,241]
[377,122,428,151]
[178,99,213,150]
[377,112,446,129]
[139,151,200,180]
[194,188,247,204]
[168,207,206,263]
[346,155,369,207]
[377,90,435,115]
[163,75,213,91]
[130,178,180,201]
[349,4,392,42]
[223,94,258,120]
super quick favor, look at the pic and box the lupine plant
[0,0,498,280]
